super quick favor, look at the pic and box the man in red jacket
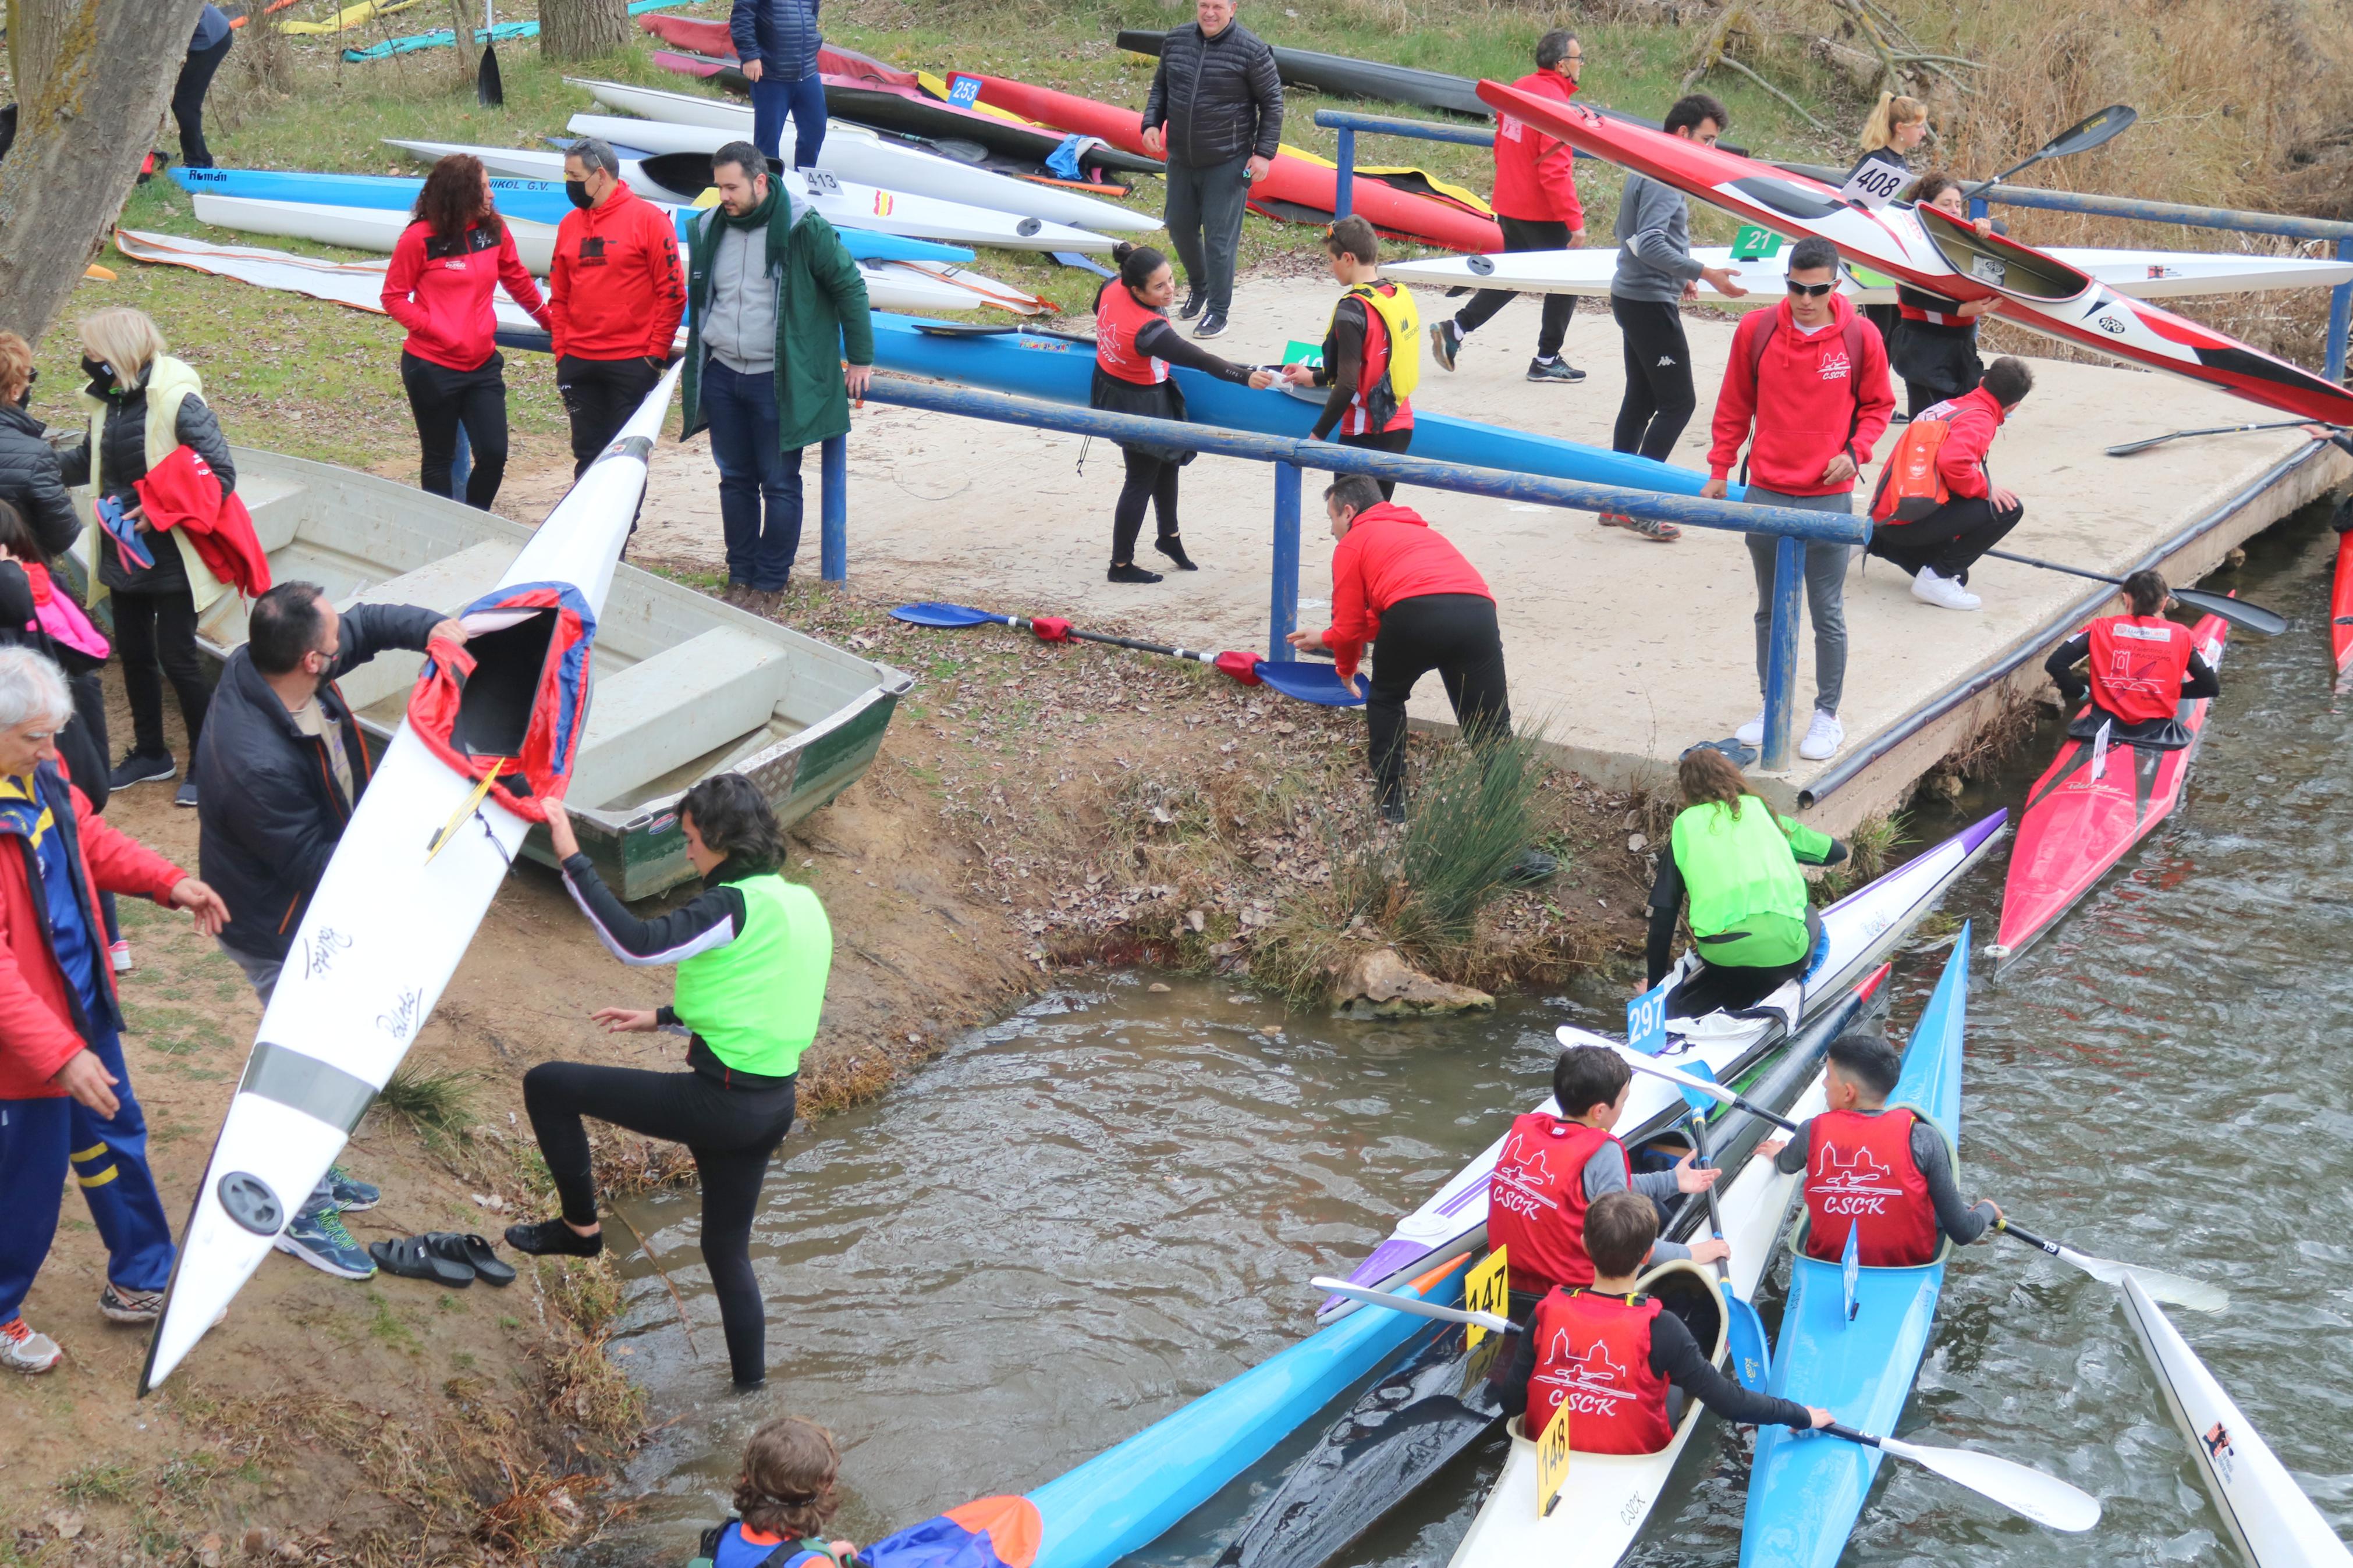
[1866,356,2032,610]
[550,139,687,483]
[1702,237,1893,764]
[1428,30,1587,385]
[0,647,228,1373]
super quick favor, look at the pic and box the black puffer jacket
[1143,19,1283,168]
[61,365,236,597]
[0,403,83,557]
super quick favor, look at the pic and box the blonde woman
[1847,94,1929,358]
[60,308,236,809]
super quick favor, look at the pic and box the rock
[1184,908,1206,933]
[1627,833,1648,852]
[1147,982,1171,993]
[1330,948,1495,1020]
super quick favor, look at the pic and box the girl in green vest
[512,774,832,1391]
[1646,746,1847,1018]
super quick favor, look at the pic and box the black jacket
[1144,20,1283,168]
[61,368,236,597]
[196,601,444,961]
[0,402,84,558]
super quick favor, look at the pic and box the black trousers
[1112,449,1181,565]
[1337,426,1412,499]
[1869,495,2025,581]
[1366,593,1511,810]
[113,586,209,760]
[1666,906,1824,1017]
[1452,215,1577,360]
[172,34,233,169]
[1609,295,1696,463]
[556,354,663,477]
[523,1061,797,1388]
[400,350,509,510]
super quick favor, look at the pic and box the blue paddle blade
[1722,1283,1773,1391]
[890,602,1006,628]
[1841,1220,1861,1324]
[1251,660,1368,708]
[1675,1059,1722,1115]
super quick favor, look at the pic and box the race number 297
[1626,979,1669,1057]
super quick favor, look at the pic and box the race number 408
[1837,162,1908,208]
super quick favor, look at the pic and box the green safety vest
[673,873,832,1078]
[1669,798,1825,940]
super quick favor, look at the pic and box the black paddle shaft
[1996,1220,2068,1258]
[1965,105,2135,197]
[1982,550,2286,635]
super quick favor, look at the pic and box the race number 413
[1626,978,1669,1057]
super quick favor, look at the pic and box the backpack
[1868,405,1955,524]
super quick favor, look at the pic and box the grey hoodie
[1610,170,1705,304]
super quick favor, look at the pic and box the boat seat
[328,539,523,714]
[566,626,789,809]
[239,470,310,556]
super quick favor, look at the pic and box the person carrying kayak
[1494,1192,1832,1449]
[1759,1030,1999,1266]
[1488,1045,1726,1308]
[1091,241,1278,583]
[1648,746,1848,1018]
[694,1414,858,1568]
[2037,568,2219,750]
[1887,173,1999,418]
[1842,93,1929,351]
[1867,355,2035,612]
[1283,216,1418,498]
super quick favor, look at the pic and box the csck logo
[1818,350,1852,381]
[1536,1334,1634,1416]
[1489,1131,1561,1220]
[1809,1144,1900,1215]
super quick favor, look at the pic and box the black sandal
[368,1235,474,1287]
[425,1232,515,1287]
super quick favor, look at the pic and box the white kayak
[1382,244,2353,304]
[384,137,1117,254]
[2118,1274,2353,1567]
[566,77,1158,234]
[140,370,680,1394]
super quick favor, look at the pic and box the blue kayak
[168,167,975,265]
[1740,925,1972,1568]
[866,319,1733,499]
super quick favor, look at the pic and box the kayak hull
[2333,529,2353,684]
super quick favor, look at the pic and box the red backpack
[1868,405,1955,524]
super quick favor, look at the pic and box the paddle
[1813,1424,2102,1531]
[1963,104,2136,199]
[1681,1100,1774,1391]
[1310,1277,1516,1336]
[1979,549,2287,636]
[2106,419,2325,457]
[476,0,504,108]
[889,601,1369,707]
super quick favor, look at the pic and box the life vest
[1869,401,1955,523]
[697,1519,843,1568]
[1487,1113,1618,1294]
[1325,281,1418,435]
[673,873,833,1079]
[2085,614,2196,726]
[1801,1107,1939,1267]
[1668,799,1809,943]
[1094,280,1167,387]
[1524,1288,1675,1455]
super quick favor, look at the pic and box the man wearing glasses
[1702,236,1894,764]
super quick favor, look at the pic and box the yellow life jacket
[1326,280,1421,404]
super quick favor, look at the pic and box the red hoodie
[1922,383,2006,500]
[381,219,549,372]
[549,185,687,361]
[1708,293,1894,497]
[1322,503,1491,682]
[1489,69,1582,229]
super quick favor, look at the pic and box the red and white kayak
[1477,80,2353,425]
[2333,531,2353,688]
[1991,613,2227,969]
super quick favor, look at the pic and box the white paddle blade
[1879,1437,2103,1531]
[1309,1276,1515,1335]
[2060,1246,2231,1313]
[1575,1033,1743,1109]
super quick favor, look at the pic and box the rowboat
[1318,810,2006,1318]
[1740,926,1971,1568]
[2118,1274,2353,1567]
[2333,530,2353,688]
[141,375,679,1392]
[1479,80,2353,425]
[1989,613,2228,969]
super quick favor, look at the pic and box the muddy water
[587,509,2353,1567]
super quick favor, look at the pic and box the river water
[586,508,2353,1567]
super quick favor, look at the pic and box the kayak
[140,369,680,1394]
[1318,809,2006,1318]
[2334,529,2353,688]
[963,71,1504,253]
[1738,926,1973,1568]
[564,84,1158,233]
[864,316,1726,497]
[1480,80,2353,425]
[340,0,690,59]
[2117,1274,2353,1567]
[1990,613,2228,970]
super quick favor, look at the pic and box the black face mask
[565,179,595,211]
[80,355,112,386]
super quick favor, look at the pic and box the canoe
[1481,80,2353,425]
[140,374,679,1392]
[2334,529,2353,688]
[565,84,1158,233]
[1318,809,2006,1319]
[1990,613,2228,969]
[1739,926,1971,1568]
[2117,1274,2353,1567]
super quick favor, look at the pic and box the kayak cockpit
[1916,204,2094,301]
[1728,175,1849,223]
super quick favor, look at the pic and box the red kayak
[1992,613,2228,968]
[2334,530,2353,687]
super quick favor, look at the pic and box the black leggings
[1367,593,1511,810]
[1113,449,1181,565]
[1666,906,1825,1017]
[400,350,510,510]
[522,1061,797,1388]
[1338,426,1412,499]
[1610,294,1697,463]
[172,34,233,169]
[112,586,209,759]
[1868,495,2025,582]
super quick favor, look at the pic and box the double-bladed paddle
[889,600,1368,706]
[1979,549,2286,636]
[1671,1071,1775,1392]
[1964,104,2136,199]
[2106,419,2327,457]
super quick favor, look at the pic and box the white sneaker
[1734,711,1765,747]
[1,1315,62,1374]
[1798,710,1844,761]
[1912,568,1981,611]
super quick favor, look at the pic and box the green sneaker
[274,1198,375,1281]
[324,1164,379,1211]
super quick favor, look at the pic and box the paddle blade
[2060,1247,2231,1313]
[1251,659,1368,707]
[1878,1436,2103,1531]
[1308,1276,1514,1335]
[1722,1286,1772,1392]
[2171,588,2286,637]
[477,42,505,108]
[1840,1222,1860,1324]
[1674,1059,1723,1115]
[890,601,1006,628]
[2045,103,2137,159]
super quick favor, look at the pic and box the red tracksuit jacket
[549,186,687,361]
[1322,503,1491,683]
[1489,70,1583,229]
[134,445,272,599]
[380,219,549,372]
[1924,383,2006,501]
[1708,294,1894,497]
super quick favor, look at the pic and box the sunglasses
[1786,279,1836,297]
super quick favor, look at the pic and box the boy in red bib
[2040,568,2219,751]
[1497,1192,1828,1451]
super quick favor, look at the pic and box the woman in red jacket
[381,155,549,510]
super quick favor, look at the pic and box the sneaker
[1194,313,1229,340]
[1379,795,1407,827]
[1911,567,1982,611]
[1,1316,61,1374]
[109,940,132,974]
[99,1282,164,1325]
[174,777,199,809]
[109,751,175,790]
[1177,290,1204,321]
[1798,710,1845,762]
[505,1217,604,1258]
[1735,711,1766,747]
[1153,535,1197,571]
[273,1198,375,1280]
[1430,319,1463,372]
[1527,357,1586,383]
[1108,563,1163,584]
[324,1164,379,1212]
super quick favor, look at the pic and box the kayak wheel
[217,1171,286,1237]
[1468,255,1495,276]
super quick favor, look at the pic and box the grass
[374,1059,483,1146]
[55,1459,140,1507]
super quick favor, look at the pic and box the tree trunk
[0,0,209,345]
[446,0,482,88]
[539,0,631,62]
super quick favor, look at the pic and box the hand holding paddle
[1964,104,2136,199]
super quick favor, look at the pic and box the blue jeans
[751,70,828,169]
[702,358,807,591]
